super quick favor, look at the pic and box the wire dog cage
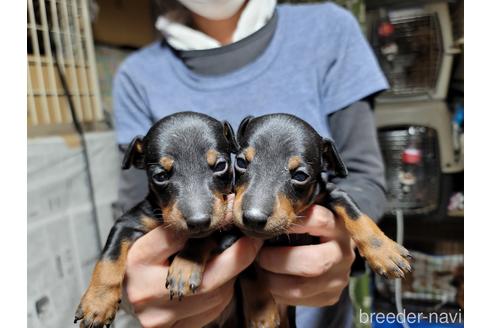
[27,0,103,134]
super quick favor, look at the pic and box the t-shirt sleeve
[321,8,389,115]
[113,67,153,145]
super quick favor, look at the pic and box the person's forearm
[328,101,387,221]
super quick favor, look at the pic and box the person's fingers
[127,226,187,266]
[264,269,350,301]
[125,264,169,306]
[257,241,344,277]
[273,288,346,307]
[289,205,338,238]
[126,234,260,316]
[200,236,263,292]
[171,289,234,328]
[134,280,235,327]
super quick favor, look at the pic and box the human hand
[124,197,263,328]
[256,205,355,306]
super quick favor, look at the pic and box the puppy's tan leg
[240,265,282,328]
[166,238,217,300]
[75,243,129,328]
[75,203,162,328]
[327,188,413,279]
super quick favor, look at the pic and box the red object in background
[402,148,422,165]
[378,21,395,37]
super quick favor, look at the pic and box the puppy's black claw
[397,260,411,273]
[74,306,84,323]
[169,291,174,300]
[190,283,197,293]
[178,292,183,301]
[379,271,388,279]
[165,280,170,288]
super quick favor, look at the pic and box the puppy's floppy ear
[122,136,145,170]
[237,115,254,144]
[223,121,239,153]
[321,138,348,178]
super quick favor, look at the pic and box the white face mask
[178,0,246,20]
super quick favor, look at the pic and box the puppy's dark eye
[292,170,310,183]
[152,172,169,185]
[213,160,228,174]
[235,157,248,171]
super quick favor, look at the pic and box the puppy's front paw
[358,235,413,279]
[246,300,280,328]
[74,284,121,328]
[247,314,281,328]
[166,255,204,300]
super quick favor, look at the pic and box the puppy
[74,112,237,328]
[233,114,413,326]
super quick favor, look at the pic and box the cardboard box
[92,0,157,48]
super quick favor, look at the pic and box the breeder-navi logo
[359,309,463,325]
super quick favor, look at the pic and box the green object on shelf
[350,270,372,328]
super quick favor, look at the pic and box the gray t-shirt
[113,3,387,327]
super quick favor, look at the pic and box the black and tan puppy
[233,114,413,326]
[74,112,238,328]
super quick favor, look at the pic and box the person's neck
[190,2,247,45]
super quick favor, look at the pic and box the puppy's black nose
[186,215,211,230]
[243,209,268,229]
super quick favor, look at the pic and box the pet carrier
[375,101,462,216]
[367,0,462,216]
[27,0,103,135]
[366,0,455,101]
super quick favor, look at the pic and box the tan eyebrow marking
[159,156,174,171]
[244,146,256,162]
[207,149,219,166]
[288,155,302,171]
